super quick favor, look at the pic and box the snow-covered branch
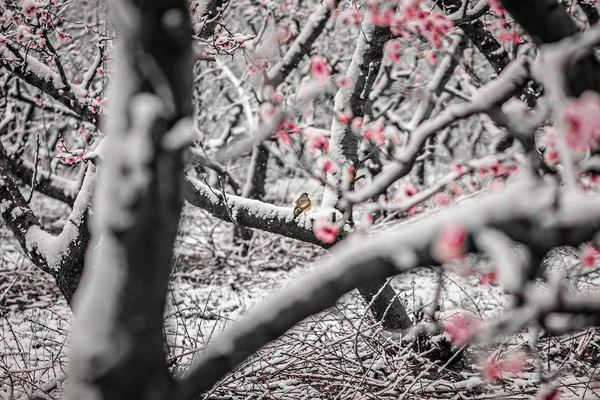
[0,138,95,303]
[0,47,100,125]
[183,176,336,247]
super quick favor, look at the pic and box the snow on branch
[346,55,531,205]
[265,0,340,88]
[183,176,340,247]
[444,0,489,25]
[0,47,100,125]
[0,139,95,302]
[322,20,392,208]
[176,176,600,398]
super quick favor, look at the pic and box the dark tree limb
[66,0,194,398]
[500,0,600,96]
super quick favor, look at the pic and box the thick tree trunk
[66,0,193,398]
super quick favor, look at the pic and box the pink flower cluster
[482,353,525,381]
[310,55,332,84]
[313,219,339,244]
[367,0,453,48]
[443,313,480,344]
[564,92,600,152]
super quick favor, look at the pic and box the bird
[293,192,312,219]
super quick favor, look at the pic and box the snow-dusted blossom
[489,0,506,16]
[336,111,351,125]
[401,183,419,198]
[314,219,339,244]
[386,39,402,63]
[480,270,498,286]
[444,313,479,345]
[336,75,352,88]
[362,124,385,144]
[310,55,331,84]
[497,31,522,45]
[426,49,437,66]
[338,7,362,26]
[481,353,524,382]
[55,28,72,43]
[277,22,297,45]
[17,25,32,41]
[318,157,335,174]
[433,192,449,207]
[581,244,599,267]
[304,128,329,153]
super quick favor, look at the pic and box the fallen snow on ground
[1,201,600,399]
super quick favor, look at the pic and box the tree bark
[66,0,193,398]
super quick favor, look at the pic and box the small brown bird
[293,192,312,219]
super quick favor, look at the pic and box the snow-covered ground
[1,200,600,399]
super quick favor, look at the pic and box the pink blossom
[304,128,329,153]
[55,28,72,43]
[401,183,419,197]
[537,387,562,400]
[336,75,352,88]
[22,0,39,18]
[370,8,395,26]
[451,163,467,176]
[435,223,467,262]
[426,50,437,66]
[96,67,104,77]
[336,111,351,125]
[277,23,296,45]
[489,0,506,16]
[17,25,31,41]
[480,270,498,286]
[363,124,385,144]
[497,31,523,45]
[386,39,402,63]
[433,192,449,207]
[277,131,292,146]
[272,92,284,104]
[564,92,600,152]
[0,35,7,46]
[314,220,339,244]
[260,105,277,120]
[482,357,502,381]
[351,117,364,132]
[407,205,420,216]
[444,314,478,345]
[339,8,362,26]
[581,244,599,267]
[58,155,77,165]
[318,157,335,174]
[310,55,331,84]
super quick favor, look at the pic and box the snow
[25,225,74,272]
